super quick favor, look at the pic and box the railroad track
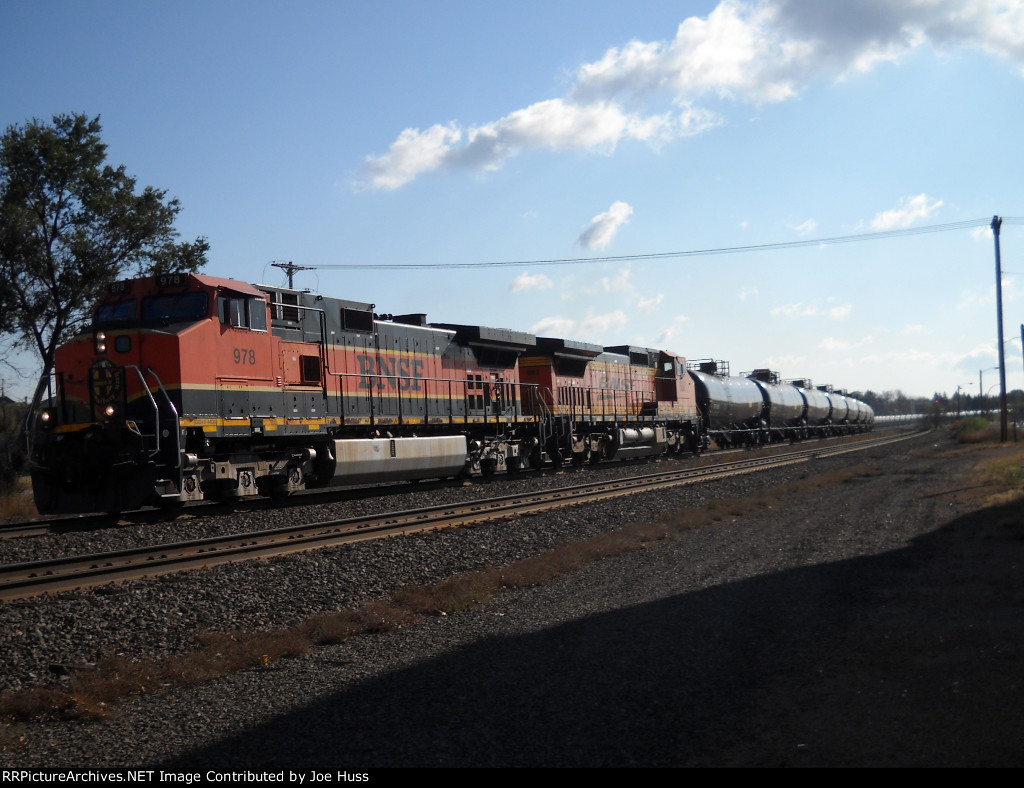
[0,430,922,600]
[0,430,901,540]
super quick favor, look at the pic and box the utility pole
[993,216,1008,441]
[271,261,314,289]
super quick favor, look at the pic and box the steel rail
[0,429,905,539]
[0,430,923,600]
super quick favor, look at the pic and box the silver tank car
[688,368,765,446]
[827,392,851,425]
[800,386,832,427]
[748,370,806,439]
[789,381,833,436]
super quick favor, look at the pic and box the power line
[305,217,1006,271]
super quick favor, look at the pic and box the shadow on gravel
[156,499,1024,768]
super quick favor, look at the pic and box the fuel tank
[323,435,468,485]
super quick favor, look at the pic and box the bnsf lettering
[356,354,424,391]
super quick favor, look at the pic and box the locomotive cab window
[218,295,268,332]
[141,292,209,323]
[94,299,137,325]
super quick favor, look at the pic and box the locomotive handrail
[124,365,162,459]
[145,367,182,470]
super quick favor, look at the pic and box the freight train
[28,273,873,514]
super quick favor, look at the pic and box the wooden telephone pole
[271,261,314,289]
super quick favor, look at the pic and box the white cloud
[510,271,554,293]
[357,2,1024,189]
[578,201,635,250]
[772,302,819,317]
[529,316,578,336]
[792,218,817,235]
[572,0,808,105]
[581,310,630,336]
[529,310,630,340]
[763,354,807,371]
[600,266,634,295]
[739,287,759,300]
[772,300,852,319]
[636,293,664,314]
[818,335,873,350]
[871,194,943,229]
[356,123,461,191]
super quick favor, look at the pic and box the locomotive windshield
[94,299,138,325]
[140,292,210,323]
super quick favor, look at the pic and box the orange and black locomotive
[29,272,871,514]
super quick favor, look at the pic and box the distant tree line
[852,389,1024,418]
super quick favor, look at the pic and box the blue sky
[2,0,1023,402]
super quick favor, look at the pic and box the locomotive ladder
[123,366,183,499]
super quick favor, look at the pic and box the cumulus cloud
[819,335,873,350]
[510,271,554,293]
[581,310,630,335]
[577,201,635,250]
[772,302,820,317]
[792,219,817,235]
[358,123,462,191]
[529,316,578,337]
[636,293,664,314]
[600,264,634,291]
[572,0,811,105]
[529,310,630,340]
[772,300,852,319]
[356,101,682,191]
[356,1,1024,189]
[871,194,944,229]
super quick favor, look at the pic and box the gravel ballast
[2,431,1023,767]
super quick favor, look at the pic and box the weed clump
[954,417,1001,444]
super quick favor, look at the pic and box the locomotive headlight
[95,332,107,353]
[38,409,55,430]
[103,404,117,418]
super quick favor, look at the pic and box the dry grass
[0,476,38,522]
[954,417,1002,445]
[0,462,879,731]
[970,446,1024,507]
